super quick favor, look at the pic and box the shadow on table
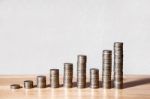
[123,78,150,89]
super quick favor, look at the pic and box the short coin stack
[24,80,33,89]
[10,84,21,89]
[90,68,99,89]
[114,42,123,89]
[50,69,59,88]
[37,76,46,88]
[77,55,87,88]
[63,63,73,88]
[102,50,112,89]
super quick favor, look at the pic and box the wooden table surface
[0,75,150,99]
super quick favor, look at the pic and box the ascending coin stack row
[10,42,124,90]
[77,55,87,88]
[102,50,112,89]
[114,42,123,89]
[18,76,47,89]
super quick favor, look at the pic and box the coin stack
[24,80,34,89]
[50,69,59,88]
[114,42,123,89]
[37,76,46,88]
[10,84,21,89]
[90,68,99,89]
[77,55,87,88]
[102,50,112,89]
[63,63,73,88]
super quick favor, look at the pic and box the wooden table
[0,75,150,99]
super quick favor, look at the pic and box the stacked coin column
[90,68,99,88]
[77,55,87,88]
[114,42,123,89]
[37,76,46,88]
[24,80,34,89]
[50,69,59,88]
[63,63,73,88]
[102,50,112,89]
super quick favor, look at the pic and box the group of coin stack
[10,42,124,90]
[11,76,47,89]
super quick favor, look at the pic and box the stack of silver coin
[24,80,34,89]
[37,76,46,88]
[63,63,73,88]
[77,55,87,88]
[10,84,21,89]
[90,68,99,89]
[114,42,123,89]
[102,50,112,89]
[50,69,59,88]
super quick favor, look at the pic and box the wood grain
[0,75,150,99]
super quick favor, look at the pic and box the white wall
[0,0,150,75]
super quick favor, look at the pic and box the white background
[0,0,150,75]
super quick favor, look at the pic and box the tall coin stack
[102,50,112,89]
[63,63,73,88]
[90,68,99,89]
[77,55,87,88]
[114,42,123,89]
[50,69,59,88]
